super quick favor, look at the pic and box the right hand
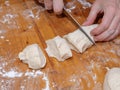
[38,0,64,15]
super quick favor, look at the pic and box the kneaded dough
[45,36,72,61]
[103,68,120,90]
[64,24,98,53]
[18,44,46,69]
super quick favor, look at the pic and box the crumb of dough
[45,36,72,61]
[19,44,46,69]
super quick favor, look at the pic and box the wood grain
[0,0,120,90]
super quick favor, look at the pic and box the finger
[105,12,120,41]
[82,2,101,25]
[94,28,115,41]
[53,0,64,15]
[105,23,120,41]
[91,8,115,36]
[44,0,53,10]
[94,13,120,41]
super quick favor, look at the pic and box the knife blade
[63,7,95,45]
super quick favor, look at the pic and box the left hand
[83,0,120,41]
[38,0,64,15]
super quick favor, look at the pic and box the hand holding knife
[63,7,95,45]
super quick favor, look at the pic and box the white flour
[0,66,50,89]
[1,70,23,78]
[25,70,43,78]
[66,1,76,12]
[77,0,92,8]
[0,36,5,39]
[42,74,50,90]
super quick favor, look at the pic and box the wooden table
[0,0,120,90]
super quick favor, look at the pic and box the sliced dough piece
[103,68,120,90]
[45,36,72,61]
[18,44,46,69]
[64,24,98,53]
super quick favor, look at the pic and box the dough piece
[18,44,46,69]
[64,24,98,53]
[45,36,72,61]
[103,68,120,90]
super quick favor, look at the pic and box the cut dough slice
[103,68,120,90]
[64,24,98,53]
[45,36,72,61]
[18,44,46,69]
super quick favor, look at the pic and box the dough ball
[64,24,98,53]
[45,36,72,61]
[18,44,46,69]
[103,68,120,90]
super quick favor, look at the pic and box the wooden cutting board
[0,0,120,90]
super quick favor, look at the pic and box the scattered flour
[0,67,50,89]
[0,36,5,39]
[24,70,50,90]
[20,86,25,90]
[25,70,43,78]
[0,13,18,29]
[22,9,34,19]
[66,1,76,12]
[42,74,50,90]
[0,14,17,24]
[92,82,102,90]
[77,0,92,9]
[1,70,23,78]
[31,6,45,19]
[0,79,15,90]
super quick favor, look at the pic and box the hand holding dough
[64,24,98,53]
[103,68,120,90]
[18,44,46,69]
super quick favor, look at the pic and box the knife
[63,7,95,45]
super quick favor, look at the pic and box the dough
[103,68,120,90]
[45,36,72,61]
[64,24,98,53]
[18,44,46,69]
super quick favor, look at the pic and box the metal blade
[63,7,95,45]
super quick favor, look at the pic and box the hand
[83,0,120,41]
[38,0,64,15]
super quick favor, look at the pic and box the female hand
[38,0,64,15]
[83,0,120,41]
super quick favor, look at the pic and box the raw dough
[45,36,72,61]
[103,68,120,90]
[64,24,98,53]
[18,44,46,69]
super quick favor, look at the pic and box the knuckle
[108,6,116,13]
